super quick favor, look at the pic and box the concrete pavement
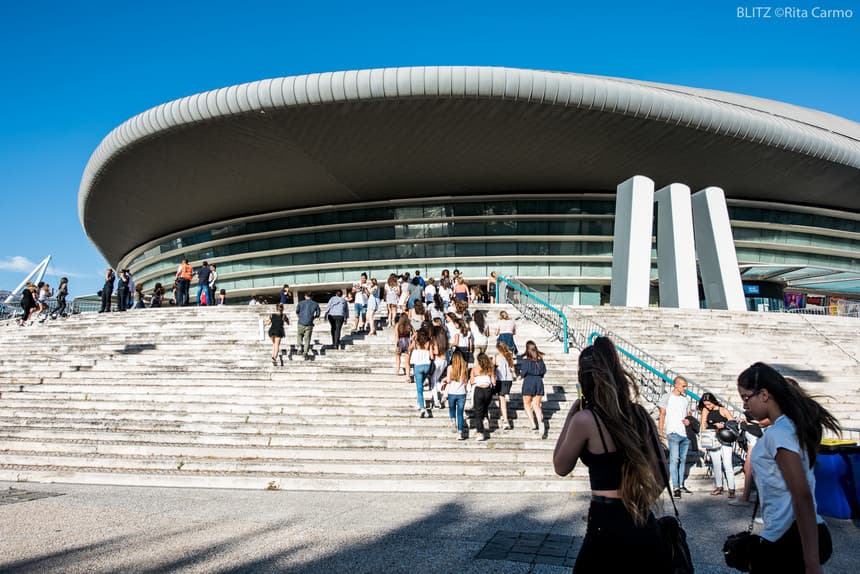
[1,481,857,573]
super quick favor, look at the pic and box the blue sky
[1,0,858,297]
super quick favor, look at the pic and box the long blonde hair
[449,350,468,382]
[578,336,661,525]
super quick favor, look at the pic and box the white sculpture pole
[691,187,746,311]
[610,176,654,307]
[655,184,699,308]
[3,255,51,304]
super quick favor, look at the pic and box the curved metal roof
[79,66,860,265]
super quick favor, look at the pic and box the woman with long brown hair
[737,362,840,573]
[469,352,496,441]
[393,313,413,376]
[553,336,669,572]
[519,340,547,437]
[441,349,469,440]
[430,325,449,409]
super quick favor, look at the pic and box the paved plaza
[1,481,857,573]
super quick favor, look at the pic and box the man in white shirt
[659,376,692,497]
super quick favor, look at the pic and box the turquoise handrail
[587,331,702,402]
[496,275,569,353]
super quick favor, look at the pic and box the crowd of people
[9,260,845,571]
[260,269,548,442]
[96,261,226,313]
[15,277,69,325]
[554,337,840,573]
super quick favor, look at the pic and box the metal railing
[496,275,568,353]
[494,275,744,417]
[565,305,746,418]
[0,296,76,321]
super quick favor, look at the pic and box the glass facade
[120,195,860,306]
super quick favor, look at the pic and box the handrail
[568,307,742,418]
[496,275,568,353]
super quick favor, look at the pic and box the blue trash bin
[814,443,860,519]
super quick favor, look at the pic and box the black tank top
[579,411,623,491]
[706,408,728,429]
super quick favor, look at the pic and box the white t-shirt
[353,282,368,305]
[659,392,690,437]
[438,286,452,303]
[751,415,824,541]
[470,321,488,346]
[424,283,436,302]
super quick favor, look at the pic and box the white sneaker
[475,434,488,442]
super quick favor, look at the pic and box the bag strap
[647,413,681,520]
[746,496,760,533]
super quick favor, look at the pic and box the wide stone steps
[0,449,565,477]
[0,429,555,450]
[569,305,860,425]
[0,424,553,440]
[0,438,554,463]
[0,466,586,492]
[0,304,582,491]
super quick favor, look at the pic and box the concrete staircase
[0,305,586,492]
[570,306,860,428]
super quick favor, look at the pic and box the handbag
[700,429,717,449]
[650,424,695,573]
[723,498,760,571]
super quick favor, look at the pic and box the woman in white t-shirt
[736,362,840,573]
[469,310,490,356]
[494,310,518,355]
[437,283,452,311]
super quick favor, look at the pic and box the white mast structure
[3,255,52,304]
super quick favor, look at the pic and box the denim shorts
[354,303,367,317]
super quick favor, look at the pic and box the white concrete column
[610,175,655,307]
[691,187,746,311]
[655,184,699,309]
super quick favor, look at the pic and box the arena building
[78,67,860,309]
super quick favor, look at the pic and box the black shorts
[494,380,512,396]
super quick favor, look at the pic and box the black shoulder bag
[649,421,695,574]
[722,498,760,572]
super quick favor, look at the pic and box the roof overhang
[79,67,860,265]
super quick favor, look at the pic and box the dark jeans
[100,287,113,312]
[749,522,832,573]
[55,295,66,316]
[574,499,669,573]
[177,278,190,306]
[116,287,128,311]
[473,386,494,433]
[328,315,345,347]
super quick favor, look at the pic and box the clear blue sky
[1,0,858,297]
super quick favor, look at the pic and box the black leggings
[472,386,494,432]
[574,499,670,573]
[328,315,345,347]
[749,522,832,573]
